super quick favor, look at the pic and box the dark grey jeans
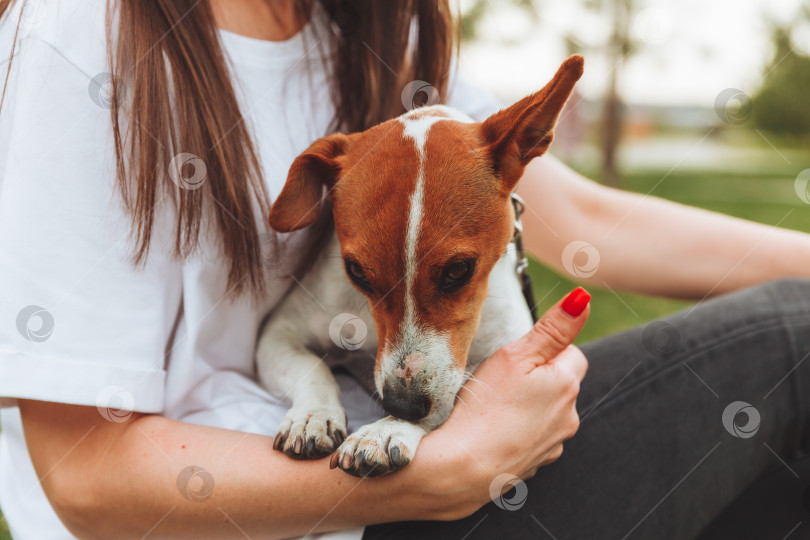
[363,278,810,539]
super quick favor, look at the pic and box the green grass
[526,259,693,345]
[0,511,9,540]
[527,166,810,345]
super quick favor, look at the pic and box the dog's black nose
[381,382,431,421]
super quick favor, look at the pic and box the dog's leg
[256,324,348,459]
[330,416,427,477]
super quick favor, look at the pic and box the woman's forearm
[580,186,810,298]
[18,400,467,539]
[517,156,810,299]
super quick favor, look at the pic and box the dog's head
[269,56,583,426]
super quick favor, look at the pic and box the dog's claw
[341,452,353,470]
[328,421,346,446]
[332,418,424,477]
[273,406,348,460]
[390,445,401,467]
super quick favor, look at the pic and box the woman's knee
[581,278,810,367]
[685,278,810,363]
[755,277,810,311]
[700,277,810,325]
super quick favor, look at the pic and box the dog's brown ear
[480,55,583,193]
[269,133,351,232]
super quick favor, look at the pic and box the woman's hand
[416,288,590,520]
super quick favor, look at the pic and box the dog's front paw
[273,406,347,459]
[329,417,426,477]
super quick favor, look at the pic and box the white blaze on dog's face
[269,56,584,426]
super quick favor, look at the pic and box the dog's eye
[442,260,474,292]
[345,259,372,292]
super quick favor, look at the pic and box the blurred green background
[458,0,810,342]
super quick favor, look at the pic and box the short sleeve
[0,0,182,411]
[445,62,505,122]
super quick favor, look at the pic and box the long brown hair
[0,0,454,296]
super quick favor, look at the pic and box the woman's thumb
[517,287,591,364]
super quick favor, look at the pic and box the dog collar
[511,192,539,323]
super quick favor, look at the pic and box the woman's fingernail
[561,287,591,317]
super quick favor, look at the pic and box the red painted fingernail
[561,287,590,317]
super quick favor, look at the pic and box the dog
[256,56,584,477]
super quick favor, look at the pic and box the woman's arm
[19,401,451,539]
[19,292,589,540]
[517,155,810,299]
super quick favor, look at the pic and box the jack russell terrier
[256,56,584,477]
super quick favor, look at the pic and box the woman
[0,0,808,538]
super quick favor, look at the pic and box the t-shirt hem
[0,349,165,412]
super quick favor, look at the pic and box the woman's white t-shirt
[0,1,502,538]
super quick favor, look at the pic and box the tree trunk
[602,0,628,188]
[602,67,621,187]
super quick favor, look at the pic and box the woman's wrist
[395,424,490,521]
